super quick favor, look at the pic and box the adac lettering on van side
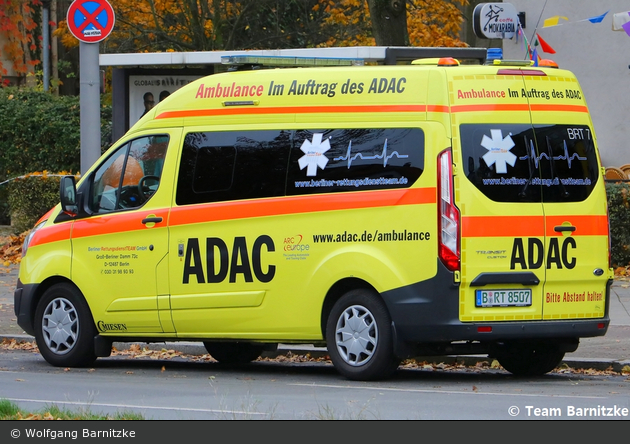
[457,87,584,101]
[510,237,576,270]
[182,235,276,284]
[193,77,407,100]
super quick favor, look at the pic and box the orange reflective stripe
[545,215,609,236]
[463,214,608,238]
[156,104,427,119]
[462,216,544,237]
[451,104,530,113]
[34,189,435,243]
[156,103,590,120]
[71,209,170,239]
[30,223,71,248]
[169,188,435,226]
[530,104,589,113]
[427,105,449,113]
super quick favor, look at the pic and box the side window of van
[176,130,290,206]
[89,135,169,213]
[461,124,598,203]
[175,128,424,206]
[286,128,424,195]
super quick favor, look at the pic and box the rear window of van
[460,124,599,203]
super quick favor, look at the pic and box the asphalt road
[1,263,629,370]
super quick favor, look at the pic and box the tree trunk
[366,0,409,46]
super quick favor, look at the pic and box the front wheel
[326,289,400,381]
[34,283,97,367]
[495,342,565,376]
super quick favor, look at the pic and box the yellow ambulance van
[14,50,612,381]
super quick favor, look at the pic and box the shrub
[606,182,630,268]
[6,173,74,234]
[0,87,111,224]
[0,88,82,178]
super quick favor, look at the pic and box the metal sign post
[66,0,115,174]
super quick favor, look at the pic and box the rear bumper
[383,261,611,355]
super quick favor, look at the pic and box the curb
[3,334,629,373]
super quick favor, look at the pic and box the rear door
[523,72,609,319]
[454,70,546,322]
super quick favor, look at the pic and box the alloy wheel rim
[41,297,79,355]
[335,304,378,366]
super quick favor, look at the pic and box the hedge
[0,87,111,224]
[605,182,630,268]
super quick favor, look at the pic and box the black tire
[34,283,97,367]
[203,341,263,365]
[326,289,400,381]
[495,342,565,376]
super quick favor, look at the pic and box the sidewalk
[2,263,630,371]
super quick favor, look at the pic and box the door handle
[142,216,163,225]
[554,225,576,232]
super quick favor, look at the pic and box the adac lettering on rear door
[181,235,276,284]
[510,237,577,270]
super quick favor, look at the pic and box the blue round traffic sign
[67,0,115,43]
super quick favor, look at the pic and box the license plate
[475,289,532,307]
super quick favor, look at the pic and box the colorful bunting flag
[531,47,539,67]
[535,33,556,54]
[585,10,609,24]
[543,11,609,28]
[543,16,568,28]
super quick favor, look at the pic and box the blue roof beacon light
[486,48,503,63]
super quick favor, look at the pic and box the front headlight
[22,220,47,257]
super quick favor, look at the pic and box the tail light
[438,148,460,271]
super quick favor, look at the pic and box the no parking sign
[67,0,115,43]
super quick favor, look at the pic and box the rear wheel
[203,342,264,365]
[495,342,565,376]
[34,283,96,367]
[326,289,400,381]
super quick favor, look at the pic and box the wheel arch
[320,277,380,340]
[27,277,95,330]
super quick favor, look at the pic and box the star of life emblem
[298,133,330,176]
[480,129,516,174]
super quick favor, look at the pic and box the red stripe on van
[169,188,436,227]
[156,104,428,119]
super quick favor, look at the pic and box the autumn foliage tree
[319,0,468,47]
[0,0,42,85]
[54,0,468,54]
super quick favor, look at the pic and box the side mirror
[60,176,78,217]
